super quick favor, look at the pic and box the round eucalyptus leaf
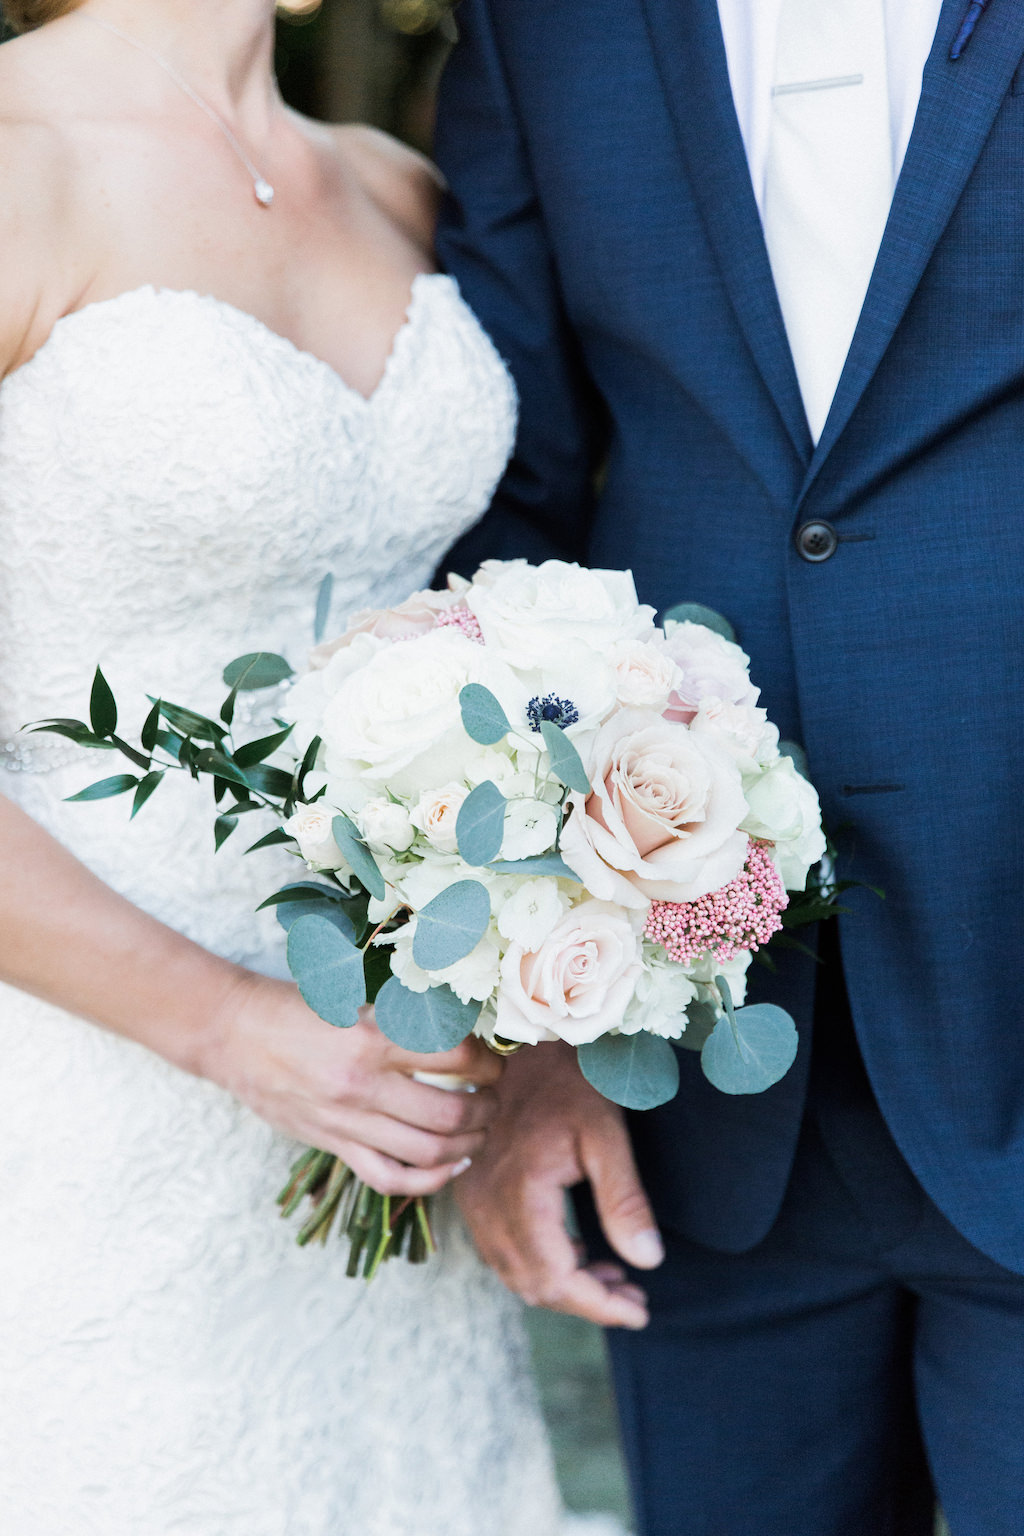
[271,884,357,942]
[577,1032,680,1110]
[286,913,366,1029]
[700,1004,799,1095]
[456,780,507,865]
[412,880,491,971]
[459,683,511,745]
[539,719,591,794]
[331,815,386,902]
[222,652,295,691]
[661,603,737,644]
[489,854,581,881]
[374,976,481,1053]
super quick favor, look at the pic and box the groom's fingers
[582,1118,665,1273]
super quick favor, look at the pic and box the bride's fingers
[322,1106,487,1172]
[371,1074,499,1136]
[337,1141,473,1199]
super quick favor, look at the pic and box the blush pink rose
[661,621,760,725]
[560,709,749,906]
[493,900,643,1046]
[310,590,458,669]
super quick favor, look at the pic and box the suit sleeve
[433,0,602,577]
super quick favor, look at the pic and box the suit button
[796,521,838,562]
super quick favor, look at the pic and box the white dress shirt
[716,0,945,218]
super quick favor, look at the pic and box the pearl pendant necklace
[85,13,276,208]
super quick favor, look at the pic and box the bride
[0,1,567,1531]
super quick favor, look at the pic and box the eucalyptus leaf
[700,1003,799,1095]
[332,814,386,901]
[65,773,139,803]
[272,885,357,942]
[222,652,295,691]
[488,854,581,880]
[661,603,737,644]
[456,780,506,865]
[676,999,719,1053]
[89,666,118,738]
[374,975,480,1053]
[233,725,294,769]
[577,1032,680,1110]
[459,683,510,745]
[314,573,334,644]
[539,719,591,794]
[412,880,491,971]
[131,770,165,819]
[286,913,366,1028]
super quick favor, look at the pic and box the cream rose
[283,805,346,870]
[466,559,655,672]
[560,710,749,906]
[494,899,643,1046]
[689,697,780,777]
[611,639,683,711]
[358,797,415,853]
[662,622,760,724]
[410,783,469,854]
[741,756,826,891]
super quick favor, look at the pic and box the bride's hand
[204,972,504,1197]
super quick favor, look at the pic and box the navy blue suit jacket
[435,0,1024,1274]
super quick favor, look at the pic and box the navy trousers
[590,940,1024,1535]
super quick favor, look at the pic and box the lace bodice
[0,280,569,1536]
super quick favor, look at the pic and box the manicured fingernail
[629,1229,665,1268]
[451,1157,473,1178]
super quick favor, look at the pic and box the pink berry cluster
[644,840,789,965]
[435,605,485,644]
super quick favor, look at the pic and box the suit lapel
[637,0,813,465]
[802,0,1024,498]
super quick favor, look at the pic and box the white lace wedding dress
[0,277,568,1536]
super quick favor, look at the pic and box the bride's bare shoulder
[326,123,443,253]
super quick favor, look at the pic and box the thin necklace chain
[84,11,276,207]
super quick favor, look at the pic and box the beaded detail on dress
[0,279,565,1536]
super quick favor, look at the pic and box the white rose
[742,756,827,891]
[689,697,780,777]
[283,805,346,871]
[661,622,759,724]
[410,783,469,853]
[466,559,655,672]
[621,951,697,1039]
[358,797,415,853]
[501,798,560,861]
[321,628,523,796]
[611,639,683,711]
[497,878,571,951]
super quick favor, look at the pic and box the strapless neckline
[2,271,451,409]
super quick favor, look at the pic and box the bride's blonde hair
[3,0,83,30]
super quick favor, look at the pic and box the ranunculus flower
[359,797,415,853]
[466,559,655,672]
[494,899,643,1045]
[320,629,523,796]
[410,783,469,853]
[560,710,749,907]
[662,621,760,724]
[283,805,346,870]
[310,590,458,668]
[741,756,826,891]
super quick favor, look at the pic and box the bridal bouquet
[35,559,830,1276]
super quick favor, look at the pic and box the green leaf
[194,749,251,790]
[412,880,491,971]
[222,652,294,692]
[676,999,719,1053]
[488,854,581,881]
[661,603,737,644]
[233,725,294,769]
[243,764,294,800]
[29,720,115,750]
[153,727,185,761]
[577,1033,680,1109]
[539,719,591,794]
[779,740,811,781]
[156,700,225,742]
[272,884,357,942]
[362,942,394,1005]
[287,913,366,1028]
[314,573,334,644]
[459,683,510,745]
[332,814,386,901]
[246,826,295,854]
[258,881,342,912]
[374,975,480,1053]
[296,735,322,796]
[89,666,118,738]
[456,780,506,865]
[214,814,238,850]
[130,770,165,819]
[110,734,152,772]
[140,699,162,754]
[700,1003,799,1095]
[65,773,139,803]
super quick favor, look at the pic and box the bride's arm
[0,793,500,1193]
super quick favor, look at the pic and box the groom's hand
[455,1040,663,1328]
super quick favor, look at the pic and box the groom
[434,2,1024,1533]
